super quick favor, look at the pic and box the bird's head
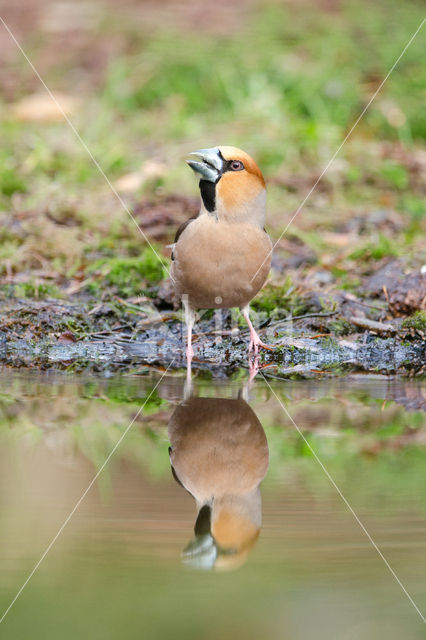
[187,145,266,227]
[181,493,261,572]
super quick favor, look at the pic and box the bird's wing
[174,214,198,244]
[171,214,198,260]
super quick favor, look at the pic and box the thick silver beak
[186,147,223,183]
[181,533,217,570]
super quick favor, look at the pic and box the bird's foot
[248,355,275,383]
[248,330,274,354]
[257,340,274,351]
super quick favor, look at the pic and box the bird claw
[257,340,274,351]
[248,335,273,354]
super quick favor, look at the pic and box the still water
[0,370,425,638]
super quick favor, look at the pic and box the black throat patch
[199,179,216,213]
[194,504,212,536]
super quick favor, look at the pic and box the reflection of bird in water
[168,393,269,570]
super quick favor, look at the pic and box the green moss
[88,247,167,297]
[328,318,352,336]
[8,282,61,300]
[401,311,426,332]
[252,278,310,316]
[321,335,340,350]
[54,316,95,339]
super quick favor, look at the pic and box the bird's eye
[230,160,244,171]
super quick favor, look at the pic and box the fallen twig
[348,316,397,334]
[85,326,133,339]
[343,293,386,311]
[257,310,338,333]
[113,296,151,314]
[258,364,327,378]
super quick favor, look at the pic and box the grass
[0,0,425,309]
[8,281,61,300]
[348,233,399,261]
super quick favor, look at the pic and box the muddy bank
[1,297,424,377]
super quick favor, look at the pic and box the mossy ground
[402,311,426,334]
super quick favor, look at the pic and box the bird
[168,393,269,570]
[170,146,272,361]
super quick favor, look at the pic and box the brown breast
[171,215,272,309]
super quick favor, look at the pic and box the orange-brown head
[211,494,261,554]
[187,145,266,226]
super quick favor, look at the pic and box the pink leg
[186,321,194,361]
[248,354,260,382]
[214,309,222,346]
[241,305,273,354]
[185,356,193,396]
[183,299,195,363]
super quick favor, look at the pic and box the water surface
[0,371,425,638]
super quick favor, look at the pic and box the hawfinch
[168,395,269,569]
[170,146,272,360]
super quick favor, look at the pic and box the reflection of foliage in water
[1,373,425,507]
[0,375,171,494]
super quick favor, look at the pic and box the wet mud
[1,298,424,377]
